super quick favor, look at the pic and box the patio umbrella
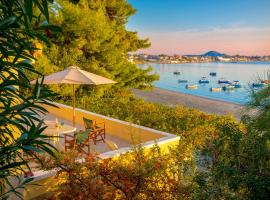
[31,65,116,126]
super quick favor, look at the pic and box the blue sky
[127,0,270,55]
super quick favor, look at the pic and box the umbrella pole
[73,84,75,127]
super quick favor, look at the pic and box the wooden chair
[64,130,91,155]
[83,117,106,145]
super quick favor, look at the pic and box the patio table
[44,121,76,148]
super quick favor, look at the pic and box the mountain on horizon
[201,51,228,57]
[185,51,229,57]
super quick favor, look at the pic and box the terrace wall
[43,102,166,144]
[22,102,180,199]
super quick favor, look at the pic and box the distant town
[128,51,270,64]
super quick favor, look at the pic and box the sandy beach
[133,87,246,119]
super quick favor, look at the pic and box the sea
[139,62,270,105]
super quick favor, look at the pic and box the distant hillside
[185,51,229,57]
[201,51,228,57]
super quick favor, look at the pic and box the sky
[127,0,270,56]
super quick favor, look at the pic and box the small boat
[252,83,265,88]
[198,77,210,84]
[173,71,181,75]
[233,83,242,88]
[222,85,235,91]
[261,80,269,84]
[178,79,188,83]
[199,80,210,84]
[218,79,230,84]
[186,84,198,89]
[209,72,217,76]
[232,80,242,88]
[210,87,222,92]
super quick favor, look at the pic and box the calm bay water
[140,62,270,104]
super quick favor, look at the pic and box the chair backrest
[74,130,88,144]
[83,117,94,130]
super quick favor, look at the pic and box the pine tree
[34,0,159,96]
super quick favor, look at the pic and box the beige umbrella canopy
[31,65,116,126]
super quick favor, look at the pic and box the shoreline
[133,87,246,119]
[137,61,270,65]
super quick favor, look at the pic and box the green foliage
[25,1,269,199]
[56,90,270,199]
[58,90,236,136]
[193,117,270,200]
[193,81,270,199]
[0,0,59,198]
[58,90,241,179]
[40,145,185,200]
[248,78,270,131]
[33,0,159,97]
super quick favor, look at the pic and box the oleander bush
[0,0,59,199]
